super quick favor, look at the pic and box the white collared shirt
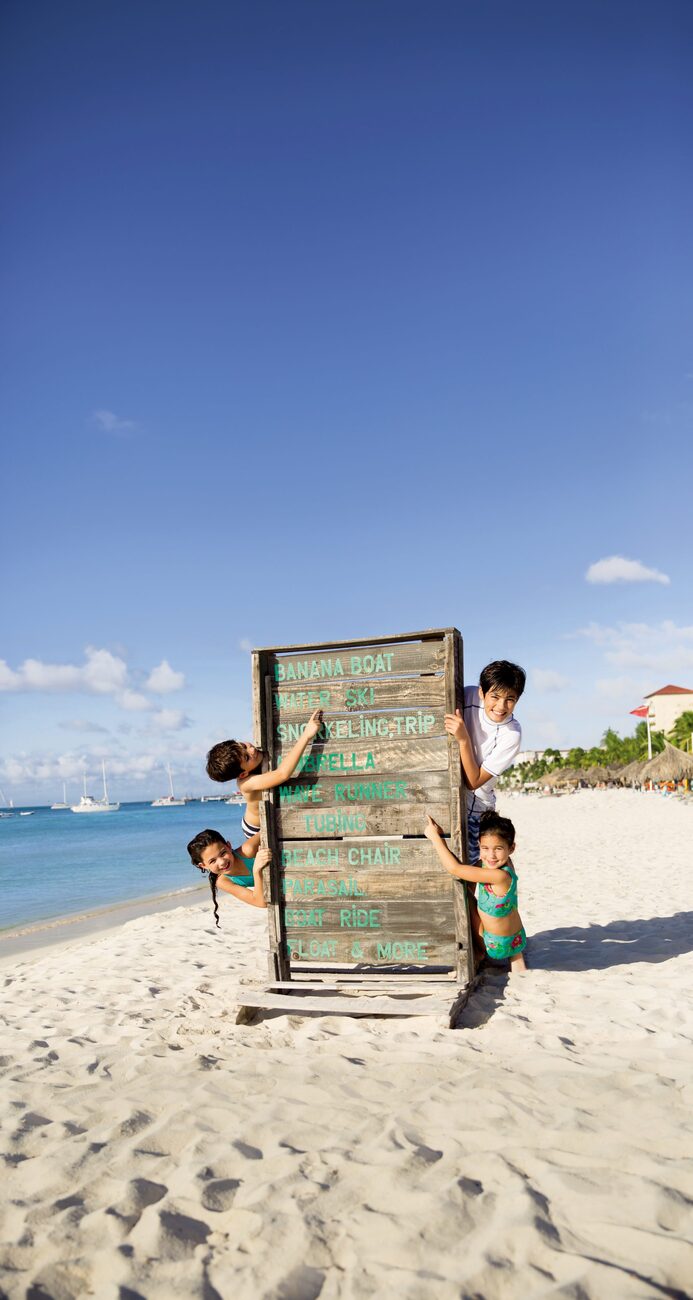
[463,684,522,814]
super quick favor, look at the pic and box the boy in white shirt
[445,660,525,864]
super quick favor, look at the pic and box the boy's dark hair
[187,828,227,928]
[479,660,526,700]
[206,739,245,782]
[478,810,516,847]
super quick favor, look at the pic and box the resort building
[644,684,693,734]
[513,749,571,766]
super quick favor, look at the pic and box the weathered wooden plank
[274,736,449,776]
[275,770,450,803]
[236,990,458,1017]
[262,672,291,982]
[256,628,455,654]
[264,979,458,991]
[269,640,445,686]
[281,870,452,901]
[284,896,457,936]
[252,652,284,982]
[444,630,471,984]
[274,707,447,747]
[287,935,457,964]
[277,801,450,839]
[279,836,444,872]
[271,675,446,719]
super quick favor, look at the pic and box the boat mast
[167,763,175,799]
[102,760,109,804]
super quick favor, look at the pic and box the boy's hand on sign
[255,849,272,872]
[424,815,444,841]
[444,708,467,741]
[304,709,324,739]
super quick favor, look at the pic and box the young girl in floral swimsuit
[424,809,527,974]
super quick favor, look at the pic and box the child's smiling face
[198,840,234,874]
[479,832,514,868]
[480,686,518,724]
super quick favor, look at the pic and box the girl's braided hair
[187,828,225,928]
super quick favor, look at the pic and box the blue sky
[1,0,692,802]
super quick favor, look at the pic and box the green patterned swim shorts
[483,927,527,960]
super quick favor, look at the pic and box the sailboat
[71,762,120,813]
[152,763,187,807]
[51,782,70,810]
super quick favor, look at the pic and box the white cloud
[145,659,185,694]
[0,746,182,786]
[532,669,570,693]
[575,620,693,678]
[585,556,670,586]
[58,719,110,734]
[92,409,136,435]
[118,690,151,712]
[149,709,191,732]
[0,647,128,695]
[594,676,645,700]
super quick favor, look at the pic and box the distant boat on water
[151,763,187,807]
[51,782,70,810]
[71,762,120,813]
[20,811,34,816]
[225,792,244,805]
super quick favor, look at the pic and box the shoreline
[0,883,207,960]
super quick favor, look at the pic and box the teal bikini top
[477,864,518,918]
[223,851,256,889]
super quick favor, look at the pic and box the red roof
[644,684,693,697]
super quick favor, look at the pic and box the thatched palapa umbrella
[640,741,693,784]
[584,766,612,786]
[553,767,581,785]
[617,759,646,784]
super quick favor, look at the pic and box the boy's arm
[424,817,508,885]
[240,710,323,793]
[215,849,270,909]
[444,709,493,790]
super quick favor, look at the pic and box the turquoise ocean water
[0,801,245,931]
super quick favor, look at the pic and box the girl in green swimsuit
[187,828,271,927]
[425,810,527,974]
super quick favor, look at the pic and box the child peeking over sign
[205,708,323,837]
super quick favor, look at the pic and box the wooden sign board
[252,629,473,987]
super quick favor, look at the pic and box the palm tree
[633,720,665,760]
[668,711,693,753]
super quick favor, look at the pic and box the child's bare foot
[509,954,528,974]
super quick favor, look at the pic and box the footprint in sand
[200,1178,241,1212]
[106,1177,168,1230]
[233,1139,262,1160]
[276,1265,325,1300]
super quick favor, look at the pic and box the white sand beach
[1,791,692,1299]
